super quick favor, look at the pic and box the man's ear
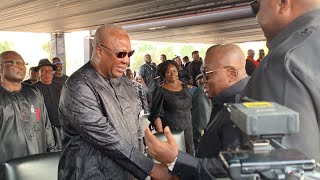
[227,67,238,82]
[96,46,102,59]
[279,0,291,14]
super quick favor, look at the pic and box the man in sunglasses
[0,51,56,165]
[58,24,167,180]
[52,57,68,85]
[247,0,320,162]
[144,44,249,179]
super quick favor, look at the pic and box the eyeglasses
[250,0,260,16]
[1,60,29,66]
[52,62,63,65]
[100,44,135,58]
[201,67,228,80]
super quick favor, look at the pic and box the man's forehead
[2,53,23,62]
[52,58,61,62]
[40,66,53,70]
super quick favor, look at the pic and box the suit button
[301,28,310,33]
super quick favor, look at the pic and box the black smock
[0,83,56,163]
[33,81,63,127]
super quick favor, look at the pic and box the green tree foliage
[41,41,51,59]
[199,46,210,59]
[180,45,194,58]
[158,46,175,61]
[0,41,14,53]
[131,43,156,72]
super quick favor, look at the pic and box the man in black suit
[145,44,249,179]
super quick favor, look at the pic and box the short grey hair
[0,51,19,63]
[91,24,127,61]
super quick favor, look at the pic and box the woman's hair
[158,60,179,79]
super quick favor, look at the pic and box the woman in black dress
[148,60,193,154]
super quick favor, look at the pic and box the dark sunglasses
[250,0,260,16]
[100,44,135,58]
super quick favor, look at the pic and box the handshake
[145,127,181,180]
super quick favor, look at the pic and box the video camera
[219,100,319,180]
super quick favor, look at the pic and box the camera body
[219,102,318,180]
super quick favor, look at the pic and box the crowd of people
[1,0,320,179]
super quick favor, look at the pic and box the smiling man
[58,24,166,180]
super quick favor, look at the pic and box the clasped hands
[145,126,180,180]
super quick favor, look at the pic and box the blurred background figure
[125,68,149,114]
[191,73,211,150]
[245,49,258,76]
[52,57,69,85]
[148,60,194,155]
[23,66,38,84]
[257,49,265,63]
[188,50,202,86]
[160,54,167,63]
[138,54,159,107]
[183,56,191,68]
[156,54,167,85]
[174,56,191,85]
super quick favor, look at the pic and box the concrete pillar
[51,32,66,75]
[83,30,95,64]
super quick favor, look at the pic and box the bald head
[205,44,246,75]
[90,24,132,78]
[203,44,247,97]
[91,24,129,62]
[0,51,22,63]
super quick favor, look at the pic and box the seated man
[0,51,56,164]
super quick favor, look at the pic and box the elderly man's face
[0,53,26,83]
[248,49,255,58]
[39,66,54,84]
[203,54,231,98]
[98,33,132,78]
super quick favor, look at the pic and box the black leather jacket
[0,83,56,163]
[58,62,153,180]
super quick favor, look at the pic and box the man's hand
[150,163,171,180]
[144,126,179,164]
